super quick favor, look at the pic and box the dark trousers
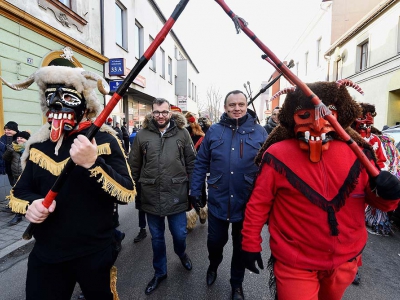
[207,212,245,288]
[139,210,147,229]
[26,246,114,300]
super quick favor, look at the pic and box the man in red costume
[241,81,400,300]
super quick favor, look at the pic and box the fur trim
[32,66,104,119]
[142,112,187,129]
[186,208,198,230]
[255,81,364,166]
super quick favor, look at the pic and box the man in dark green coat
[128,98,196,295]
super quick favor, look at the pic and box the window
[160,48,165,78]
[59,0,70,7]
[134,21,143,58]
[168,57,172,83]
[359,41,368,71]
[115,3,127,49]
[188,79,191,98]
[335,59,342,81]
[149,36,156,71]
[194,85,197,102]
[316,38,322,67]
[296,62,299,76]
[305,52,309,75]
[192,82,194,100]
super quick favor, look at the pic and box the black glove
[188,195,202,214]
[374,171,400,200]
[241,250,264,274]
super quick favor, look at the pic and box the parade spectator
[129,128,138,146]
[121,121,130,154]
[2,130,30,225]
[0,121,19,186]
[128,98,196,295]
[190,90,267,300]
[264,106,280,134]
[1,66,135,299]
[185,112,207,228]
[114,122,125,148]
[198,116,212,134]
[242,81,400,300]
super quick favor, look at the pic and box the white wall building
[325,0,400,128]
[103,0,200,130]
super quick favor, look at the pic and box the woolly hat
[107,117,113,124]
[16,130,31,140]
[0,66,110,120]
[4,121,18,132]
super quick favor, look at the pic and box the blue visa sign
[109,58,126,76]
[109,80,124,92]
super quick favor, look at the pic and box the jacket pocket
[207,173,222,189]
[171,176,188,184]
[245,139,262,150]
[138,177,156,185]
[209,139,224,150]
[141,142,149,167]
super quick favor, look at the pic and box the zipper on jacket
[142,142,149,167]
[176,140,185,166]
[227,197,231,221]
[240,139,243,158]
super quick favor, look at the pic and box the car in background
[382,125,400,151]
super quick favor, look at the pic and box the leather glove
[374,171,400,200]
[241,250,264,274]
[188,195,202,214]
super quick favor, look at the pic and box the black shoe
[199,216,207,224]
[8,214,22,226]
[180,253,192,271]
[232,286,245,300]
[77,292,86,299]
[352,271,361,285]
[145,274,167,295]
[134,228,147,243]
[206,266,217,286]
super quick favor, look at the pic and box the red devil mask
[294,106,338,163]
[354,112,375,138]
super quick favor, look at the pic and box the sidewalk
[0,176,33,261]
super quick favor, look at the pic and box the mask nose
[312,117,324,133]
[48,88,64,108]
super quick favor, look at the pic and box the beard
[154,117,170,129]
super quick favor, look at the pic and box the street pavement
[0,203,399,299]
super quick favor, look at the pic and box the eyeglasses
[152,111,170,117]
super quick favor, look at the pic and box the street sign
[109,58,126,76]
[109,80,124,92]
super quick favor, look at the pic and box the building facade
[103,0,200,131]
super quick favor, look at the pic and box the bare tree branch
[199,85,223,123]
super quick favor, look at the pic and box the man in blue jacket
[190,90,267,300]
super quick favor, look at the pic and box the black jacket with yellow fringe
[10,125,135,263]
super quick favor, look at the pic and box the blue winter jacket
[0,135,8,175]
[190,112,268,222]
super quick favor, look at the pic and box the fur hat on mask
[255,81,374,165]
[0,66,110,120]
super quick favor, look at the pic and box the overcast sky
[156,0,323,101]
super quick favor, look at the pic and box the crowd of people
[1,65,400,300]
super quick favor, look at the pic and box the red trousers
[274,257,359,300]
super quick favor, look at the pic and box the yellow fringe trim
[6,191,29,214]
[29,148,69,176]
[89,166,136,203]
[29,144,114,176]
[97,143,112,155]
[110,265,119,300]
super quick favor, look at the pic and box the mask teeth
[310,136,315,141]
[321,133,326,140]
[305,131,310,141]
[49,113,53,118]
[63,113,67,119]
[316,136,320,141]
[68,114,73,120]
